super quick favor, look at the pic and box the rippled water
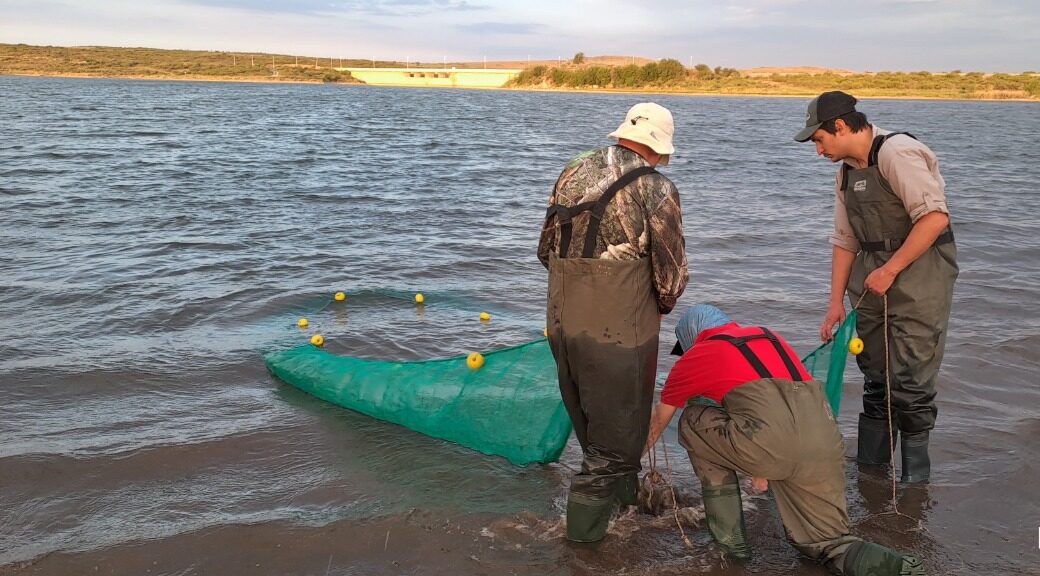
[1,76,1038,575]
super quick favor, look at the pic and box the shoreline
[0,71,349,86]
[3,71,1037,102]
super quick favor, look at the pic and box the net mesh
[800,309,858,415]
[264,338,571,466]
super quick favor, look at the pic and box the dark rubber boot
[858,413,896,466]
[565,492,615,542]
[900,431,931,483]
[616,472,639,507]
[842,541,927,576]
[702,484,750,561]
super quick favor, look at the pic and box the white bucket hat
[608,102,675,155]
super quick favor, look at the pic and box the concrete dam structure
[340,67,523,88]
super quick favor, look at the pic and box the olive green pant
[848,244,957,434]
[546,255,659,541]
[678,379,860,572]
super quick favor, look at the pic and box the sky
[2,0,1038,72]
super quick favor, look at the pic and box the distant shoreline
[3,43,1037,101]
[2,71,332,86]
[4,71,1038,103]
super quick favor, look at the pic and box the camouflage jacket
[537,145,688,314]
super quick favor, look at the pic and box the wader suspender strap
[840,132,917,190]
[867,131,916,167]
[706,328,804,381]
[544,166,658,258]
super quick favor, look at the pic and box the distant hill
[2,44,1037,100]
[0,43,363,83]
[742,66,857,77]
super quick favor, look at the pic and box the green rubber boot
[616,472,639,507]
[702,484,750,561]
[842,541,927,576]
[900,431,931,484]
[858,414,896,467]
[565,492,615,543]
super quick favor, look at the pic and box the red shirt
[660,322,813,407]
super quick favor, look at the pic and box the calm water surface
[1,76,1038,575]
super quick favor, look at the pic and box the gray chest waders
[842,132,958,482]
[544,166,661,542]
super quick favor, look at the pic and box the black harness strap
[544,165,658,258]
[867,131,916,167]
[707,328,804,382]
[582,166,657,258]
[860,228,954,252]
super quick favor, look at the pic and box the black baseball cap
[794,91,858,142]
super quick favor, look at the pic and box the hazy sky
[2,0,1038,71]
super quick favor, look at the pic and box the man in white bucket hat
[608,102,676,162]
[538,102,688,542]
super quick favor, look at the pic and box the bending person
[645,304,926,575]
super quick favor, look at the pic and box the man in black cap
[794,91,958,483]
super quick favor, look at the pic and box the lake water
[1,76,1038,575]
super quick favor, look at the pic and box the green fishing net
[264,338,572,466]
[800,309,858,415]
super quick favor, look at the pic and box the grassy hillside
[511,59,1040,100]
[0,44,361,83]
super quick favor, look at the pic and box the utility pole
[295,55,298,66]
[233,54,236,66]
[483,55,486,69]
[250,55,254,67]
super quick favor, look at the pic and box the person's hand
[864,265,898,296]
[820,302,846,341]
[751,477,768,493]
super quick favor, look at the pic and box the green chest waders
[544,166,661,542]
[842,133,958,482]
[678,335,926,575]
[695,329,811,562]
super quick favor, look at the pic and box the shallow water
[1,76,1038,575]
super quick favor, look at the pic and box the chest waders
[676,332,926,575]
[842,133,957,483]
[680,329,808,562]
[544,166,660,542]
